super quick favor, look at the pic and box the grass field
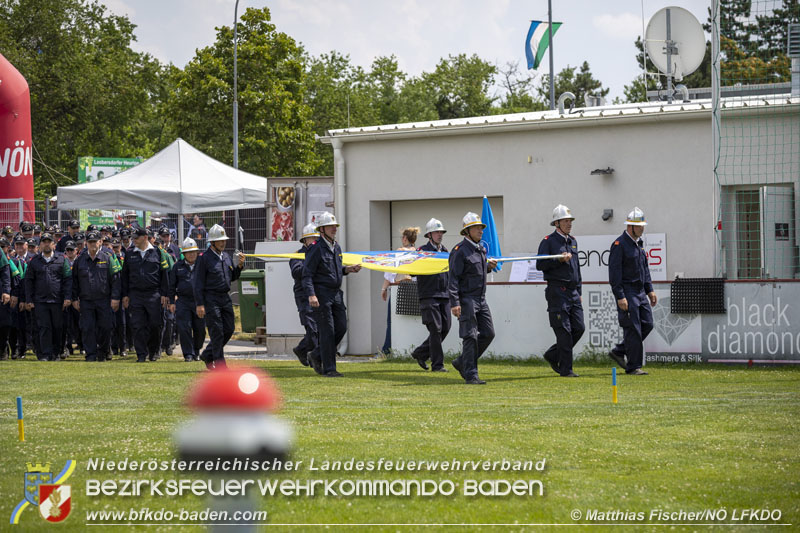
[2,355,799,532]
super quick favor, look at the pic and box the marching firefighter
[301,212,361,377]
[290,223,319,366]
[608,207,656,375]
[536,205,584,377]
[170,238,205,362]
[194,224,244,369]
[449,212,497,384]
[409,218,451,372]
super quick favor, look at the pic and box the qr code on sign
[586,290,623,349]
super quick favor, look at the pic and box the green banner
[77,156,146,228]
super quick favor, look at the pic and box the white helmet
[314,212,339,231]
[424,218,447,238]
[124,210,137,217]
[181,237,199,252]
[551,204,574,226]
[460,212,486,236]
[301,223,320,240]
[625,207,648,226]
[207,224,229,242]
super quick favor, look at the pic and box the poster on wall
[269,184,295,241]
[508,233,667,282]
[77,157,145,227]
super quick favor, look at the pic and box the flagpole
[547,0,555,110]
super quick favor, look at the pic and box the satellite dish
[645,6,705,87]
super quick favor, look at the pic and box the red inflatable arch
[0,53,35,225]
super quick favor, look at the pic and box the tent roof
[56,138,267,213]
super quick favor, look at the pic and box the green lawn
[2,356,798,532]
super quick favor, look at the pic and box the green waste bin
[238,270,265,333]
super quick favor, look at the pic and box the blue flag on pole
[525,20,562,70]
[481,196,502,271]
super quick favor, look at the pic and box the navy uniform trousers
[294,295,317,357]
[80,299,112,361]
[455,296,495,380]
[176,298,205,360]
[310,288,346,375]
[611,288,654,372]
[34,303,63,360]
[410,297,451,370]
[129,291,162,361]
[543,285,585,375]
[199,291,234,363]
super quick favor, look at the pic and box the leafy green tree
[166,7,320,177]
[537,61,608,108]
[423,54,497,119]
[0,0,167,198]
[304,51,378,174]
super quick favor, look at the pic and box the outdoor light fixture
[602,209,613,221]
[591,167,615,175]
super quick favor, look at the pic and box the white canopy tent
[57,138,267,212]
[57,138,268,244]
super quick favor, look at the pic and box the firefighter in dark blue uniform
[158,226,179,355]
[61,240,81,357]
[536,204,584,377]
[122,226,170,362]
[0,238,12,359]
[170,237,205,362]
[410,218,451,372]
[608,207,656,375]
[290,223,319,367]
[110,238,127,357]
[449,212,497,384]
[194,224,244,369]
[10,236,29,358]
[302,212,361,377]
[72,231,121,361]
[56,219,80,253]
[24,233,73,361]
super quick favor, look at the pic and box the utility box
[238,270,265,332]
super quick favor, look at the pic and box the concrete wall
[335,114,715,354]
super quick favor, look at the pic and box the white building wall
[335,114,714,355]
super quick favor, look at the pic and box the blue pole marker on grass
[16,396,24,441]
[612,368,618,404]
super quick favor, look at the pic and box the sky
[102,0,713,102]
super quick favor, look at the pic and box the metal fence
[712,0,800,280]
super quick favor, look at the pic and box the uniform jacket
[24,252,72,304]
[608,231,654,300]
[170,259,198,304]
[193,249,242,306]
[302,238,348,297]
[448,237,488,308]
[72,249,122,301]
[536,230,582,294]
[290,244,311,298]
[121,246,170,297]
[416,241,449,299]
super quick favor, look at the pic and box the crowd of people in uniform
[0,212,244,369]
[289,206,656,383]
[2,204,655,383]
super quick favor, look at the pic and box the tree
[0,0,168,198]
[493,61,546,114]
[537,61,608,108]
[755,0,800,58]
[304,51,378,174]
[423,54,497,120]
[166,7,320,178]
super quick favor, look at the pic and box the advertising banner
[509,233,667,282]
[77,157,144,227]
